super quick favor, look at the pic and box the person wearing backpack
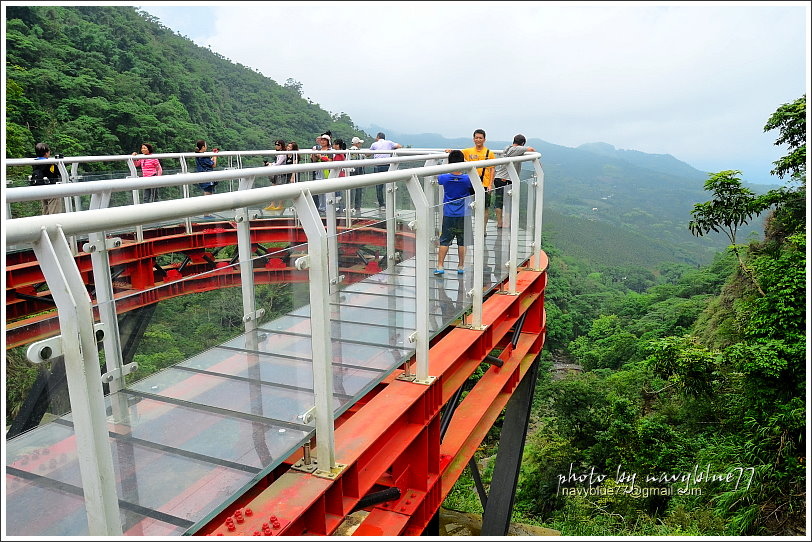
[446,129,495,232]
[30,142,63,215]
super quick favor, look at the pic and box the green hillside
[541,209,718,268]
[5,5,368,161]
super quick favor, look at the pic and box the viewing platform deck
[5,149,547,536]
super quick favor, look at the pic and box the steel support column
[480,356,541,536]
[403,173,432,382]
[30,226,122,535]
[530,159,545,269]
[293,191,339,475]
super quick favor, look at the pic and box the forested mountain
[576,141,708,180]
[5,5,367,161]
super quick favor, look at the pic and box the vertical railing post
[325,169,341,294]
[403,174,434,383]
[56,159,79,255]
[424,157,444,247]
[506,161,522,293]
[68,161,82,218]
[31,226,122,535]
[384,163,400,269]
[531,158,545,269]
[83,190,132,421]
[293,191,342,477]
[421,158,440,210]
[180,156,193,234]
[237,176,261,333]
[467,166,486,329]
[125,157,145,242]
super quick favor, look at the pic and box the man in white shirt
[369,132,402,208]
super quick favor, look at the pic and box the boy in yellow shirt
[447,129,495,232]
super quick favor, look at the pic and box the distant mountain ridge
[369,125,767,268]
[575,142,708,180]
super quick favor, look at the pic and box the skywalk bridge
[4,148,548,536]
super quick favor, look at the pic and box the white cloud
[143,1,809,184]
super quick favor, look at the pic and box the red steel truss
[5,218,410,348]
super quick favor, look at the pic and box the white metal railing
[4,149,544,535]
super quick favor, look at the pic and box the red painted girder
[5,221,413,292]
[197,374,443,536]
[5,262,381,349]
[437,333,544,502]
[355,304,547,536]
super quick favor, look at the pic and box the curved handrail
[5,152,542,245]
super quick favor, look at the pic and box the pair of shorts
[438,215,473,246]
[493,178,511,209]
[198,182,217,192]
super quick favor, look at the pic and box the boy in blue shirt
[435,150,474,275]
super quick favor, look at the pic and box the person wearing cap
[369,132,402,209]
[313,132,333,212]
[349,136,366,213]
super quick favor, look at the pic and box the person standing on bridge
[195,139,219,196]
[269,139,288,186]
[369,132,402,210]
[286,141,299,183]
[30,142,63,215]
[132,143,163,203]
[313,132,333,213]
[492,134,535,228]
[349,136,365,213]
[447,129,495,232]
[435,150,474,276]
[264,139,288,211]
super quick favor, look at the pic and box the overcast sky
[140,1,809,185]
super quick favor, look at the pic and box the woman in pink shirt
[132,143,163,202]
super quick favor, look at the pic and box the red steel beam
[5,219,417,348]
[4,261,389,349]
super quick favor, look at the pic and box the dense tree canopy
[5,6,368,163]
